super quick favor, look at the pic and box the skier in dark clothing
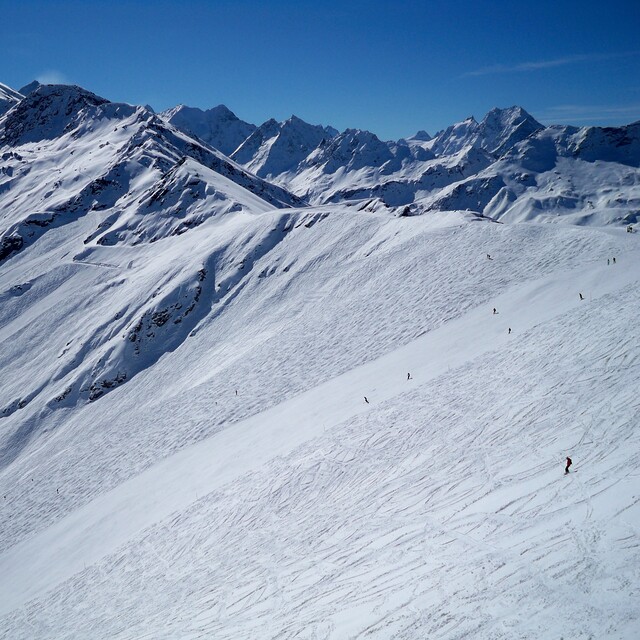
[579,293,584,301]
[565,457,572,474]
[407,373,411,380]
[364,396,369,404]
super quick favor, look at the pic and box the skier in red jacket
[565,457,572,474]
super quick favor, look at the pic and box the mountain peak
[18,80,42,96]
[477,105,543,156]
[0,84,110,145]
[161,103,256,155]
[407,130,432,142]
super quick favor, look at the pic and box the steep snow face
[0,84,301,261]
[426,107,542,159]
[230,117,280,165]
[286,136,493,209]
[475,106,543,156]
[428,116,479,156]
[0,83,23,117]
[439,121,640,224]
[232,115,337,179]
[161,104,256,156]
[156,97,639,224]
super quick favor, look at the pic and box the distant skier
[613,257,616,264]
[579,293,584,301]
[493,307,497,315]
[508,327,512,334]
[487,254,492,260]
[607,258,610,265]
[407,373,412,380]
[235,389,238,396]
[364,396,370,404]
[565,457,572,474]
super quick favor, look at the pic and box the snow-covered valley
[0,81,639,638]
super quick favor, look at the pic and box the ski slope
[1,211,639,638]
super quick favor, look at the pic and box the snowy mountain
[161,104,256,156]
[230,115,338,179]
[0,83,23,117]
[160,102,634,224]
[1,80,640,639]
[0,83,303,405]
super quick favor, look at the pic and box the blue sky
[1,0,639,140]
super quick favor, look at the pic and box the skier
[579,293,584,301]
[565,456,572,474]
[407,372,412,380]
[493,307,497,315]
[487,254,492,260]
[364,396,370,404]
[508,327,512,334]
[607,258,610,265]
[613,257,616,264]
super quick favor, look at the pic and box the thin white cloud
[36,70,71,85]
[534,103,640,125]
[463,51,640,77]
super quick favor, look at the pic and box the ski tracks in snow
[1,235,640,637]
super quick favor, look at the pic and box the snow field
[0,212,639,637]
[0,212,629,550]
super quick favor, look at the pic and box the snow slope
[1,205,639,638]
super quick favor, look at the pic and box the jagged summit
[428,116,479,156]
[303,128,395,174]
[0,84,114,145]
[476,106,543,156]
[18,80,41,96]
[161,103,256,156]
[407,129,432,142]
[231,114,337,178]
